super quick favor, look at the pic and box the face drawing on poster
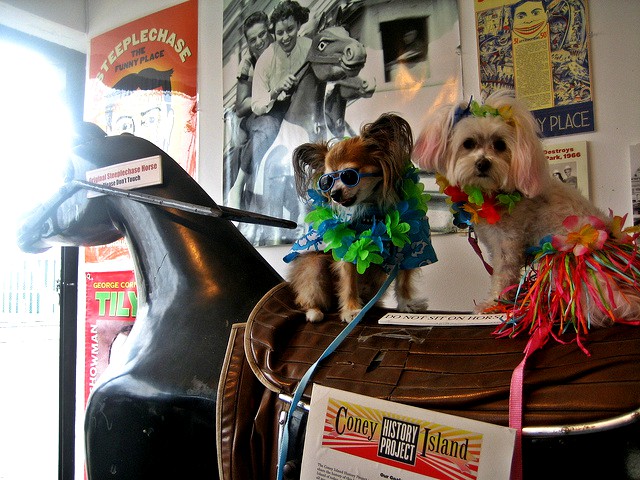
[512,0,548,40]
[105,68,175,153]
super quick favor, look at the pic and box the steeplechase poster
[85,0,198,178]
[83,0,197,264]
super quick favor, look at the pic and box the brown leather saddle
[217,282,640,479]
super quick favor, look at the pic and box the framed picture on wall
[221,0,462,246]
[544,140,590,199]
[419,172,459,233]
[474,0,594,138]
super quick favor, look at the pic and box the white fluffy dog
[413,90,640,327]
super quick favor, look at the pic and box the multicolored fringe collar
[436,173,522,227]
[284,165,437,274]
[487,214,640,354]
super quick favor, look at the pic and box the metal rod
[73,179,225,217]
[522,407,640,437]
[215,205,298,228]
[72,179,297,229]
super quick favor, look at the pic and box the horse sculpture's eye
[317,40,328,51]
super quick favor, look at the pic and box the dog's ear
[360,113,413,163]
[511,123,549,197]
[496,96,550,197]
[361,114,414,199]
[292,142,328,197]
[413,105,455,174]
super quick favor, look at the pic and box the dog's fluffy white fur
[413,90,640,326]
[289,113,428,323]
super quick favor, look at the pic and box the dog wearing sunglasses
[284,113,436,323]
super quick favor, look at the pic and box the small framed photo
[420,172,458,234]
[544,140,590,199]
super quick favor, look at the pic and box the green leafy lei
[304,165,431,274]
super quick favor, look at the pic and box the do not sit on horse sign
[300,385,515,480]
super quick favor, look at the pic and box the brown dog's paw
[306,308,325,323]
[340,308,362,323]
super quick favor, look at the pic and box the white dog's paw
[305,308,325,323]
[340,308,362,323]
[397,298,429,313]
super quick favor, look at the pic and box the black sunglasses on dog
[318,168,382,192]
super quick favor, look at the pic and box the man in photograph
[563,164,578,188]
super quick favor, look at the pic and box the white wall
[2,0,85,32]
[5,0,640,311]
[0,1,86,51]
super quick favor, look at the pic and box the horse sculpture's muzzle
[307,26,367,77]
[16,182,79,254]
[340,41,367,75]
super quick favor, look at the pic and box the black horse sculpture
[18,124,293,479]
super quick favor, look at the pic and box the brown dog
[285,113,436,322]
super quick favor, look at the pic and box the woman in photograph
[248,0,312,224]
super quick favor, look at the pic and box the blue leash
[276,265,399,479]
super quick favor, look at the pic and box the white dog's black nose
[475,158,491,175]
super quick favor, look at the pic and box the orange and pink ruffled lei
[487,213,640,354]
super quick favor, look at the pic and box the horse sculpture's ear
[292,142,329,197]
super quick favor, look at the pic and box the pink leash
[509,353,527,480]
[508,325,549,480]
[468,227,493,275]
[467,225,545,479]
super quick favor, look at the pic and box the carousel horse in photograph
[252,25,367,245]
[17,124,294,480]
[324,74,376,138]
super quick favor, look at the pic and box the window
[380,17,428,83]
[0,25,85,479]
